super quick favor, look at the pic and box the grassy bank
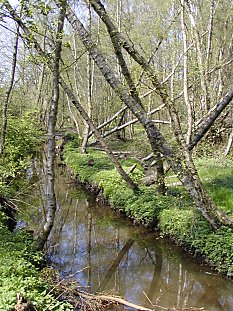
[63,142,233,277]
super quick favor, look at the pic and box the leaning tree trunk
[66,0,233,229]
[4,0,233,229]
[36,0,67,250]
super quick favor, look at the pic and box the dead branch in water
[42,267,206,311]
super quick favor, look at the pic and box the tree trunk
[181,0,193,145]
[36,0,67,250]
[225,126,233,156]
[81,3,94,154]
[0,7,21,156]
[185,0,210,112]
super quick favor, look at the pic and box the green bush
[0,111,44,196]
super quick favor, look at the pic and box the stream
[22,159,233,311]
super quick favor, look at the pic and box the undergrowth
[0,220,73,310]
[159,209,233,276]
[63,143,179,225]
[0,113,73,310]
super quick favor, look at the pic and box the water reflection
[43,170,233,311]
[22,162,233,311]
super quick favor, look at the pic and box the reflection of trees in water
[97,238,134,293]
[42,172,233,311]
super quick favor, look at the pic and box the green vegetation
[0,222,73,310]
[63,141,233,276]
[197,157,233,216]
[0,114,73,310]
[0,112,43,197]
[63,141,181,225]
[159,209,233,276]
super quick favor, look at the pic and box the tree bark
[181,0,193,145]
[188,88,233,150]
[36,0,67,250]
[185,0,210,112]
[81,3,94,154]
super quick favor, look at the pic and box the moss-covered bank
[63,142,233,277]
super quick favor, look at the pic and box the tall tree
[37,0,67,250]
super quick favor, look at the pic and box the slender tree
[37,0,67,250]
[0,5,22,155]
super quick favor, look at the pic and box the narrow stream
[22,160,233,311]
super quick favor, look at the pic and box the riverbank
[63,142,233,277]
[0,210,74,310]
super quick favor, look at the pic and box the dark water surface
[24,162,233,311]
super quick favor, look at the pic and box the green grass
[196,157,233,216]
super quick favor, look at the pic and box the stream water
[23,160,233,311]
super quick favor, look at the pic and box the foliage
[0,224,73,310]
[0,111,44,196]
[159,208,233,276]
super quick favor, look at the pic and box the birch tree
[37,0,67,250]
